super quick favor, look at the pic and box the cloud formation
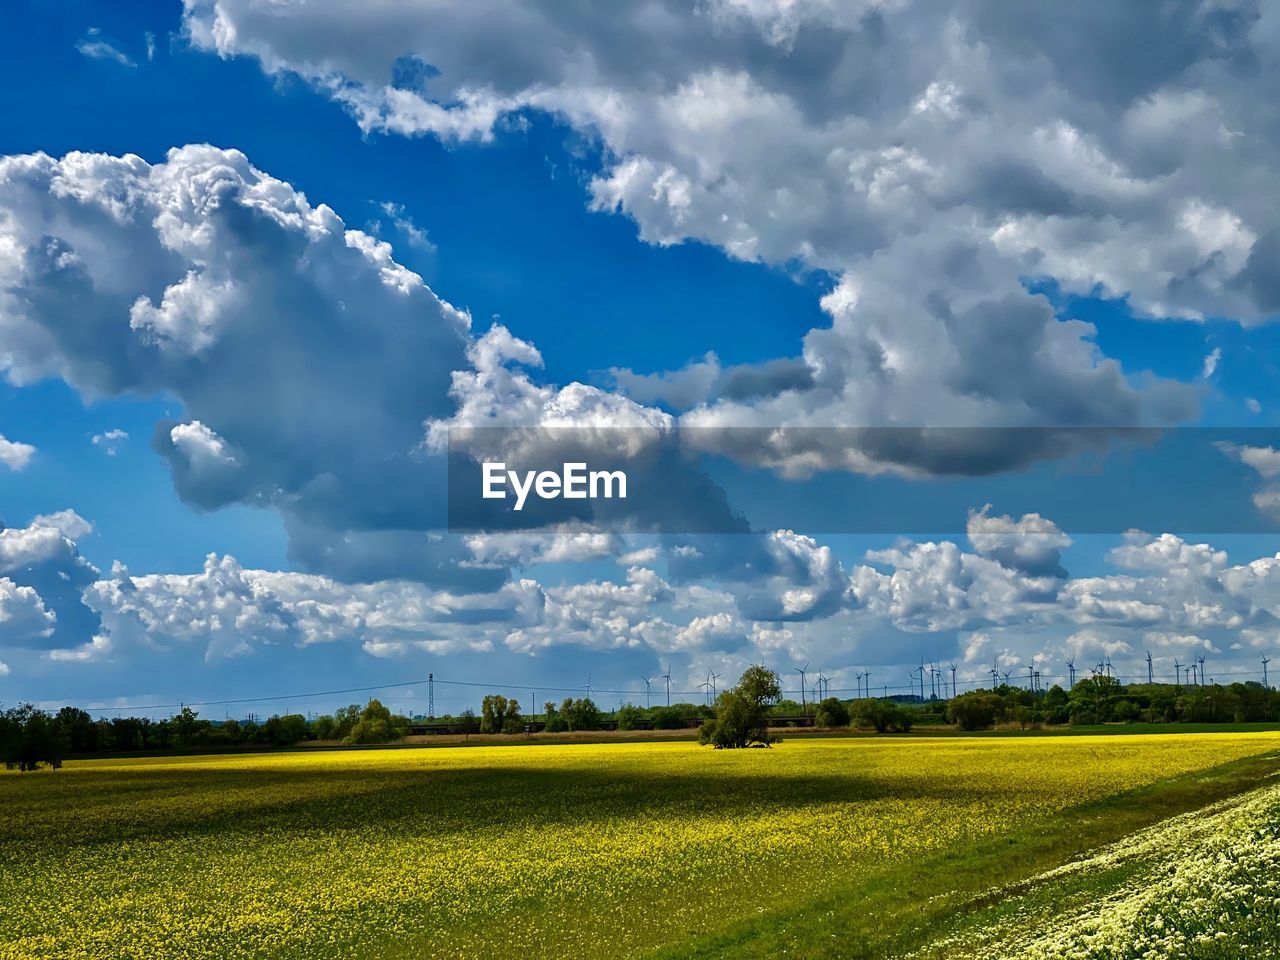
[0,501,1273,693]
[0,511,101,651]
[0,145,495,585]
[185,0,1280,476]
[0,434,36,471]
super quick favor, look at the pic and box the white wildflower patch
[911,775,1280,959]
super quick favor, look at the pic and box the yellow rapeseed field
[2,733,1279,959]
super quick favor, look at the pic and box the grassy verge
[648,748,1280,960]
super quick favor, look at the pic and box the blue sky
[3,0,1280,714]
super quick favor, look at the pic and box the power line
[39,660,1280,716]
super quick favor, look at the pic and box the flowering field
[1,734,1279,960]
[919,772,1280,959]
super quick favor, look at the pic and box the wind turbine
[662,664,672,706]
[948,663,957,699]
[709,671,720,700]
[855,671,865,700]
[795,663,810,715]
[1264,656,1272,690]
[1066,658,1077,689]
[1174,658,1183,686]
[641,676,653,709]
[1146,651,1153,685]
[1197,655,1206,686]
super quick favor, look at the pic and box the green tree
[1,704,67,771]
[170,707,210,749]
[216,718,244,744]
[1113,699,1141,723]
[480,695,522,734]
[54,707,99,754]
[649,705,687,729]
[1042,685,1070,724]
[343,699,405,745]
[1069,675,1122,723]
[947,692,1003,731]
[615,703,645,731]
[262,713,309,745]
[311,715,336,740]
[333,704,362,740]
[814,697,851,728]
[561,698,602,731]
[543,701,569,732]
[699,665,782,749]
[108,716,143,751]
[855,699,914,734]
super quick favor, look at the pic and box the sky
[3,0,1280,717]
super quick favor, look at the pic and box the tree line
[6,674,1279,770]
[1,698,410,771]
[941,676,1280,730]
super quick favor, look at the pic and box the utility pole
[428,673,434,720]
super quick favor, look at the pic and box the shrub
[343,699,405,745]
[947,692,1002,731]
[615,704,645,731]
[854,699,914,734]
[814,697,851,728]
[650,706,687,730]
[1114,699,1141,723]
